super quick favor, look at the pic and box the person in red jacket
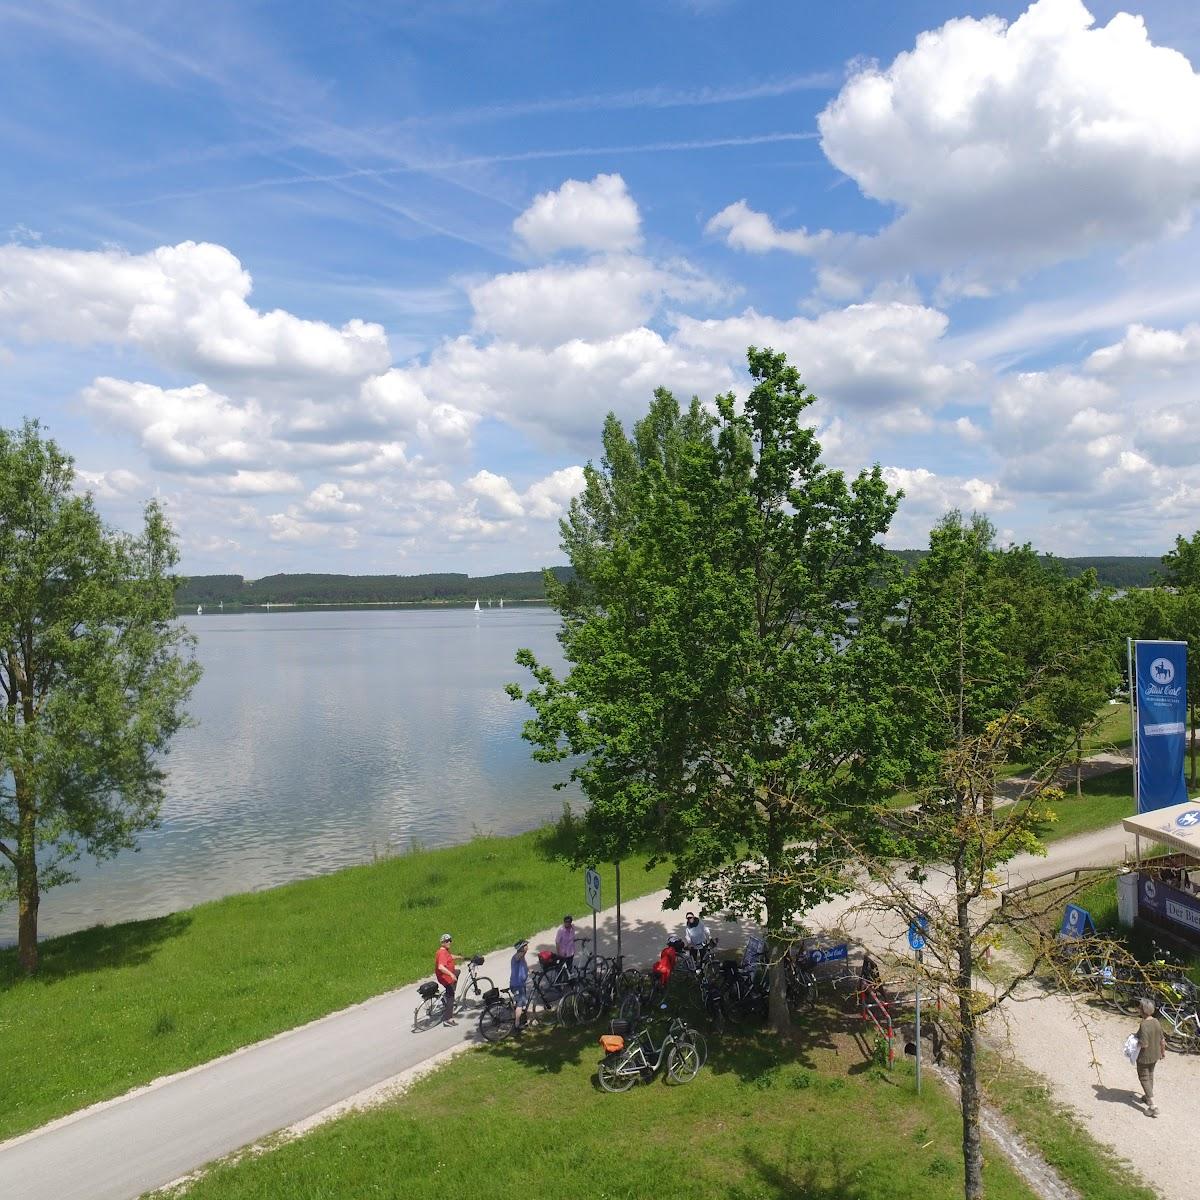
[650,936,684,1005]
[435,933,459,1025]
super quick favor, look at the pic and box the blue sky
[3,0,1200,576]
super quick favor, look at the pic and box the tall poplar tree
[0,421,200,973]
[509,348,903,1031]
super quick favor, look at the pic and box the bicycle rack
[858,984,896,1068]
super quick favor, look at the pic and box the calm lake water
[1,606,576,942]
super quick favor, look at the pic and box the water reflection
[1,607,576,940]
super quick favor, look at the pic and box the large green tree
[509,348,903,1031]
[0,421,201,973]
[848,513,1120,1200]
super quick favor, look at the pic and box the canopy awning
[1122,800,1200,860]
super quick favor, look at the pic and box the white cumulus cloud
[513,173,642,256]
[811,0,1200,285]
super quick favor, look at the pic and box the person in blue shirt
[510,939,530,1033]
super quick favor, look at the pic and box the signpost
[908,914,928,1094]
[585,866,602,955]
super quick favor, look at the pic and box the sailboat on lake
[473,599,481,613]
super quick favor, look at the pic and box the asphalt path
[0,812,1145,1200]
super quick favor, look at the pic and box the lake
[1,606,576,942]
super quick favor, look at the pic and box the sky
[3,0,1200,577]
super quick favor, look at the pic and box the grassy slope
[0,833,670,1141]
[983,1056,1157,1200]
[170,1024,1036,1200]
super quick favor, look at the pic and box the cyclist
[651,936,684,1006]
[510,938,530,1033]
[435,933,459,1025]
[555,915,578,966]
[682,912,712,963]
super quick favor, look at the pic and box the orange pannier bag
[599,1035,625,1054]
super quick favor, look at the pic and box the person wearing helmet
[555,915,577,966]
[510,939,530,1033]
[651,937,682,1005]
[435,933,459,1025]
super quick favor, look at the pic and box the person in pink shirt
[554,915,577,966]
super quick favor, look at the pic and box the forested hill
[890,552,1164,588]
[177,555,1164,606]
[175,568,573,606]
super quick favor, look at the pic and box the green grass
[1038,766,1134,843]
[1082,702,1133,754]
[0,831,670,1141]
[983,1055,1156,1200]
[168,1020,1038,1200]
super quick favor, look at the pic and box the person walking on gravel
[436,933,459,1026]
[1134,996,1166,1117]
[510,939,530,1033]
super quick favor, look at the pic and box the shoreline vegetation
[174,553,1166,609]
[0,827,671,1142]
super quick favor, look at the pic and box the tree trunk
[1075,733,1083,798]
[1190,699,1196,789]
[17,783,39,975]
[764,820,792,1035]
[957,890,983,1200]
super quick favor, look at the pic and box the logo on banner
[1151,658,1176,685]
[1144,879,1157,901]
[1176,810,1200,828]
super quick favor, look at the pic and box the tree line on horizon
[175,553,1163,607]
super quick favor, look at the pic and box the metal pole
[593,906,598,962]
[1128,638,1139,814]
[914,948,922,1095]
[614,860,622,966]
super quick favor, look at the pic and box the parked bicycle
[596,1017,704,1092]
[478,986,549,1042]
[412,954,494,1030]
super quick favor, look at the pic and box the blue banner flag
[1135,640,1189,813]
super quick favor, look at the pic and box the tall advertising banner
[1134,640,1188,813]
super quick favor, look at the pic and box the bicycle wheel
[478,1001,515,1043]
[413,996,441,1031]
[618,991,641,1024]
[573,984,603,1024]
[787,970,817,1010]
[556,991,580,1028]
[598,1055,638,1093]
[464,975,494,1003]
[678,1028,708,1067]
[666,1042,701,1084]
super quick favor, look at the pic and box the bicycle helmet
[513,938,529,951]
[666,935,685,950]
[440,933,452,944]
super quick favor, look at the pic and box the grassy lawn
[982,1054,1156,1200]
[0,832,670,1142]
[1038,766,1134,844]
[167,1019,1038,1200]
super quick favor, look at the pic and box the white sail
[196,605,203,615]
[499,598,504,609]
[473,599,481,612]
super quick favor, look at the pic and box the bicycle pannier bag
[418,981,440,999]
[538,950,558,968]
[610,1019,632,1037]
[482,987,501,1005]
[599,1035,625,1054]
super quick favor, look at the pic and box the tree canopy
[509,348,903,1029]
[0,420,200,973]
